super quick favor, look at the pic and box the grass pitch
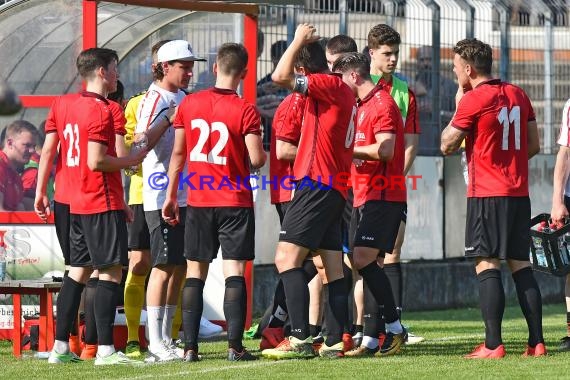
[2,303,570,379]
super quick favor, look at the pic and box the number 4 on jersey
[63,123,80,167]
[498,106,520,151]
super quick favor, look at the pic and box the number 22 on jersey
[498,106,520,151]
[189,119,229,165]
[63,123,80,167]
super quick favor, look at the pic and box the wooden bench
[0,279,61,357]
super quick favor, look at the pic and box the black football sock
[362,282,380,338]
[55,277,85,342]
[281,268,309,340]
[224,276,247,351]
[512,267,544,346]
[83,277,98,345]
[94,280,119,346]
[182,278,204,352]
[267,280,288,328]
[257,304,274,335]
[384,263,403,319]
[477,269,504,349]
[358,262,399,323]
[323,278,348,346]
[309,324,321,338]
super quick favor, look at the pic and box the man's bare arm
[403,133,419,175]
[441,124,468,155]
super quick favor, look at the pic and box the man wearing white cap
[134,39,205,362]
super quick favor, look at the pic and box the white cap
[156,40,206,63]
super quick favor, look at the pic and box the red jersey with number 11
[451,79,536,197]
[173,87,262,207]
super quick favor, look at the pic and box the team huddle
[34,21,547,365]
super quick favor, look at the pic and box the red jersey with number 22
[451,79,535,197]
[294,73,356,198]
[173,87,262,207]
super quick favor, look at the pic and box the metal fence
[257,0,570,155]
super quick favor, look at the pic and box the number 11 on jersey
[498,106,520,151]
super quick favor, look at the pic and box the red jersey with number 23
[46,94,126,207]
[352,85,406,207]
[293,73,356,198]
[451,79,535,197]
[45,93,80,205]
[173,87,262,207]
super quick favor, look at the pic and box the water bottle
[0,236,7,282]
[532,237,547,268]
[460,150,468,185]
[125,133,148,177]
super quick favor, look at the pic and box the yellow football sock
[124,271,147,342]
[171,284,184,339]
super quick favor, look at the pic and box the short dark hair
[216,43,248,76]
[453,38,493,76]
[368,24,401,49]
[294,41,328,74]
[326,35,358,55]
[1,120,37,149]
[76,48,118,79]
[270,40,288,61]
[332,52,371,81]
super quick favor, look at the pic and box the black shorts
[185,206,255,262]
[351,200,406,256]
[53,201,71,266]
[275,202,291,225]
[70,210,129,269]
[401,203,407,224]
[565,196,570,212]
[145,208,186,267]
[128,204,151,250]
[279,179,345,251]
[465,196,530,261]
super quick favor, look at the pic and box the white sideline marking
[429,334,484,342]
[129,359,289,379]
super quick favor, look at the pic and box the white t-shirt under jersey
[135,82,187,211]
[557,98,570,197]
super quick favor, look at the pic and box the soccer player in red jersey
[333,52,407,357]
[367,25,422,344]
[35,48,145,365]
[256,91,306,346]
[162,42,266,362]
[261,24,356,360]
[441,38,544,358]
[35,93,128,359]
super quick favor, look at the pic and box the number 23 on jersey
[63,123,80,167]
